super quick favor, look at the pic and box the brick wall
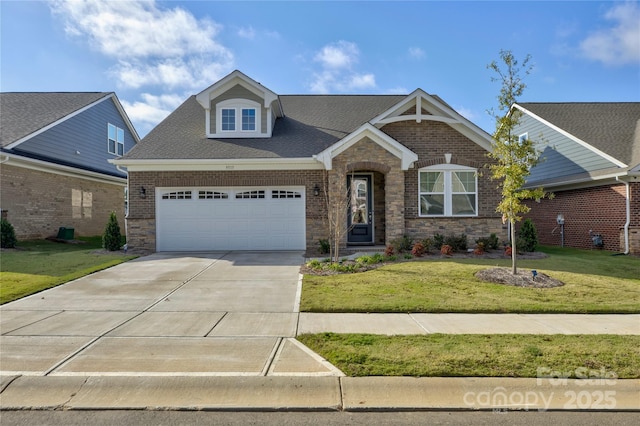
[382,120,506,244]
[0,164,126,239]
[524,183,635,252]
[127,169,326,252]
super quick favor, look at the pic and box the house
[513,102,640,254]
[0,92,139,239]
[113,70,506,253]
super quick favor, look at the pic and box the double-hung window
[108,123,124,156]
[419,165,477,216]
[216,99,260,136]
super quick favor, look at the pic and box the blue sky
[2,1,639,137]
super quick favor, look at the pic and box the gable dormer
[195,70,282,138]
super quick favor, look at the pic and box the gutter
[616,176,630,255]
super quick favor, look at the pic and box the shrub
[391,235,413,253]
[318,239,330,254]
[433,233,445,250]
[102,211,122,251]
[476,233,499,250]
[386,255,397,261]
[518,219,538,253]
[440,244,453,256]
[404,253,413,259]
[1,218,17,248]
[505,246,513,257]
[356,253,385,265]
[474,242,485,255]
[444,233,468,252]
[411,241,425,257]
[384,245,394,256]
[306,259,322,269]
[421,237,433,254]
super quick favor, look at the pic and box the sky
[1,1,639,137]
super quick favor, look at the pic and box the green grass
[298,333,640,378]
[301,247,640,313]
[0,237,137,304]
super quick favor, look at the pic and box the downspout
[616,176,630,255]
[116,165,129,250]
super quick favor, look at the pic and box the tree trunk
[511,220,517,274]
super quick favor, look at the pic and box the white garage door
[156,187,306,251]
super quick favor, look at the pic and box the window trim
[107,123,125,156]
[418,164,478,217]
[215,99,261,136]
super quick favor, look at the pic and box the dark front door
[347,174,373,244]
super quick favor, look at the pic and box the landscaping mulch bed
[475,267,565,288]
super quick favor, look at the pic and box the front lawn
[0,237,137,304]
[298,333,640,378]
[301,247,640,313]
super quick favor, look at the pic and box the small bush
[386,255,397,261]
[474,242,485,255]
[384,245,394,256]
[391,235,413,253]
[1,218,17,248]
[102,211,122,251]
[444,233,468,252]
[440,244,453,256]
[307,259,322,269]
[356,253,385,265]
[476,233,499,250]
[518,219,538,253]
[433,233,445,250]
[505,246,513,257]
[411,241,425,257]
[318,239,330,254]
[403,253,413,259]
[421,238,433,254]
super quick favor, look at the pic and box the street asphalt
[1,251,638,411]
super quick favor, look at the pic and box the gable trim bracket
[314,123,418,171]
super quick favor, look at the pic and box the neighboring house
[113,70,505,253]
[0,92,139,239]
[513,102,640,254]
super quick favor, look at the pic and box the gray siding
[14,97,134,177]
[209,84,268,134]
[515,113,618,184]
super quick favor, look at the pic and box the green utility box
[57,227,75,240]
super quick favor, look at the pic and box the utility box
[57,227,75,240]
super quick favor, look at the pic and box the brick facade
[0,164,126,239]
[524,182,639,253]
[126,120,508,252]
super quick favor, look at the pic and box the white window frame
[216,99,261,137]
[518,132,528,144]
[108,123,124,156]
[418,164,478,217]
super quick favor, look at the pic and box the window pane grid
[221,109,235,131]
[419,169,477,216]
[242,108,256,131]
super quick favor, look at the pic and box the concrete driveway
[0,252,342,377]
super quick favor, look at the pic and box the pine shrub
[102,211,122,251]
[1,218,17,248]
[518,219,538,253]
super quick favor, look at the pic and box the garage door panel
[156,187,306,251]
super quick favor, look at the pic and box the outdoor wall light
[313,184,320,196]
[140,186,147,198]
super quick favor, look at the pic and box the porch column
[385,168,405,243]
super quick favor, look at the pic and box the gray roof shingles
[123,94,406,160]
[0,92,110,147]
[518,102,640,167]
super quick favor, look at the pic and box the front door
[347,174,373,244]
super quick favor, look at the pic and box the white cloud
[385,86,408,94]
[237,26,256,39]
[310,41,376,93]
[408,47,425,59]
[455,106,477,121]
[49,0,234,88]
[120,93,185,135]
[580,2,640,66]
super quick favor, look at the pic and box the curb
[1,375,638,412]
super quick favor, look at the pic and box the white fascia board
[2,152,126,185]
[196,70,278,109]
[5,93,113,150]
[315,123,418,170]
[514,104,627,168]
[110,93,141,143]
[109,157,323,172]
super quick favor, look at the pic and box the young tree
[322,166,355,263]
[102,211,123,251]
[487,50,547,274]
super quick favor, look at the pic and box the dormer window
[216,99,261,137]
